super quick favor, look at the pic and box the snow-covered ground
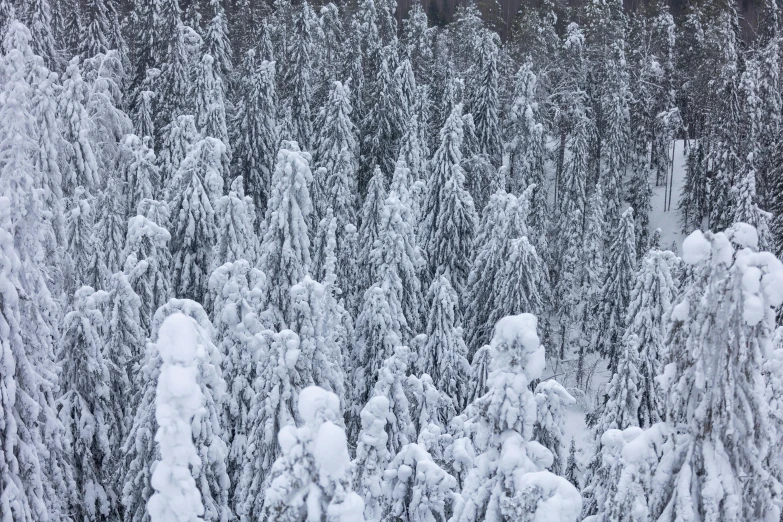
[646,140,688,252]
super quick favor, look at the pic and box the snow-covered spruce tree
[421,103,478,295]
[213,176,257,270]
[168,137,222,304]
[60,56,99,197]
[312,214,356,366]
[204,0,232,82]
[104,271,144,436]
[357,167,387,293]
[402,3,432,83]
[157,25,191,141]
[506,59,545,195]
[650,225,783,522]
[262,386,365,522]
[237,329,301,522]
[581,426,650,522]
[577,184,607,384]
[374,345,419,457]
[465,186,546,357]
[353,395,391,522]
[360,49,406,187]
[398,110,428,221]
[704,8,745,233]
[121,134,160,217]
[624,247,679,428]
[232,59,277,225]
[79,0,112,59]
[595,206,637,373]
[21,0,59,70]
[93,178,128,284]
[493,234,548,322]
[122,299,229,522]
[552,113,589,363]
[468,30,501,164]
[565,438,579,488]
[534,380,577,474]
[289,275,347,403]
[450,2,483,71]
[581,334,642,519]
[396,58,417,122]
[369,163,426,335]
[351,0,380,112]
[600,43,632,230]
[315,3,345,107]
[159,115,199,197]
[133,88,155,141]
[205,259,267,501]
[283,1,315,149]
[449,314,582,522]
[313,80,358,223]
[765,329,783,487]
[464,190,520,357]
[65,189,100,294]
[192,54,230,176]
[258,141,313,329]
[0,195,64,522]
[731,66,772,252]
[124,213,172,336]
[0,30,75,516]
[626,140,653,256]
[750,0,781,212]
[348,284,406,441]
[382,442,458,522]
[128,0,155,93]
[461,110,501,215]
[467,343,491,404]
[29,50,65,250]
[82,50,133,178]
[56,286,120,522]
[57,0,83,58]
[678,141,708,233]
[146,313,206,522]
[554,93,590,230]
[420,275,472,412]
[311,208,338,285]
[408,373,456,455]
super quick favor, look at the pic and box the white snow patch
[298,385,341,426]
[682,230,711,265]
[671,300,690,323]
[514,471,582,522]
[327,492,365,522]
[728,222,759,250]
[492,313,545,380]
[313,421,351,478]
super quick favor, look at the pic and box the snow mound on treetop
[514,470,582,522]
[327,491,365,522]
[298,385,341,425]
[127,215,171,243]
[492,313,540,352]
[728,222,759,250]
[682,230,711,265]
[491,313,545,380]
[158,313,201,363]
[314,421,351,478]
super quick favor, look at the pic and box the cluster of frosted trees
[3,0,783,521]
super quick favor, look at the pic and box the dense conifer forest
[2,0,783,521]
